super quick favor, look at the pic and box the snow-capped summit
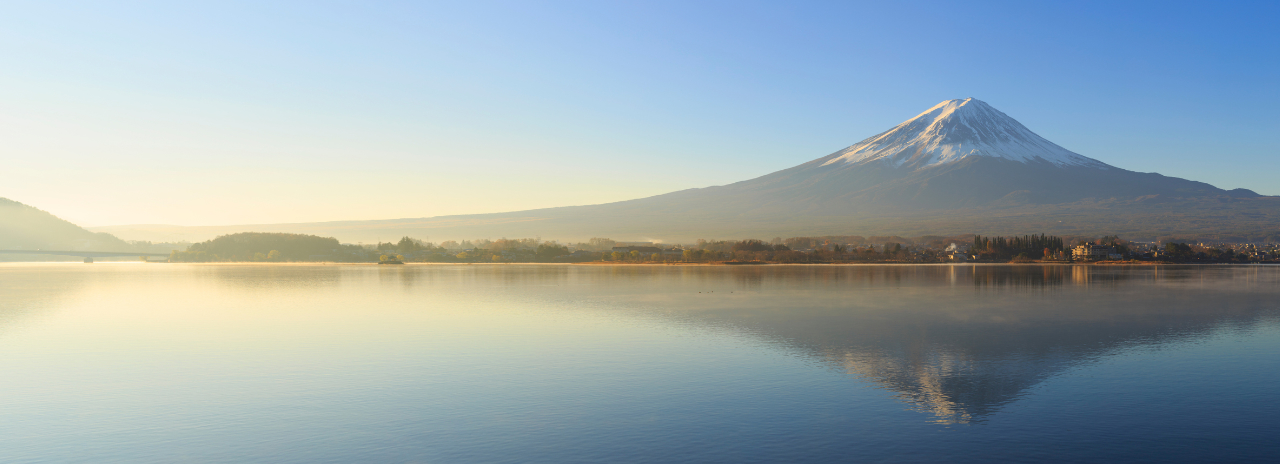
[821,98,1108,170]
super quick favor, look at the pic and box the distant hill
[92,99,1280,244]
[0,197,133,251]
[172,232,363,262]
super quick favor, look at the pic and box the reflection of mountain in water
[161,263,1280,424]
[0,265,127,335]
[19,264,1271,426]
[640,265,1280,424]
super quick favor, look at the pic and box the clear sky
[3,1,1277,226]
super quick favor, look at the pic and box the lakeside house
[1072,244,1117,261]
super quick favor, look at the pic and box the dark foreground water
[0,264,1277,463]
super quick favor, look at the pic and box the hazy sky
[3,1,1277,227]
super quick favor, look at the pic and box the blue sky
[2,1,1277,226]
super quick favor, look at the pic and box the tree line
[972,234,1066,260]
[165,232,1277,264]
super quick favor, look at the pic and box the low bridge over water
[0,250,171,263]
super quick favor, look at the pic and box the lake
[1,263,1277,463]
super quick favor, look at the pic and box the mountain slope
[93,99,1279,243]
[0,198,133,251]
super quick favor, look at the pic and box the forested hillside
[171,232,365,262]
[0,197,132,251]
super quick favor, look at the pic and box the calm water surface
[1,264,1278,463]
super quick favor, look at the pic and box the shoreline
[5,261,1275,266]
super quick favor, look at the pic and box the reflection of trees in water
[964,265,1159,291]
[203,265,348,291]
[697,264,1268,293]
[968,265,1067,289]
[0,265,132,335]
[204,264,580,292]
[446,265,573,288]
[733,268,764,289]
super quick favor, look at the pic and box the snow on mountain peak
[821,98,1108,169]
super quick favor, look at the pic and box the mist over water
[1,264,1277,463]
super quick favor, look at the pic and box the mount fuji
[94,99,1280,243]
[655,98,1260,212]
